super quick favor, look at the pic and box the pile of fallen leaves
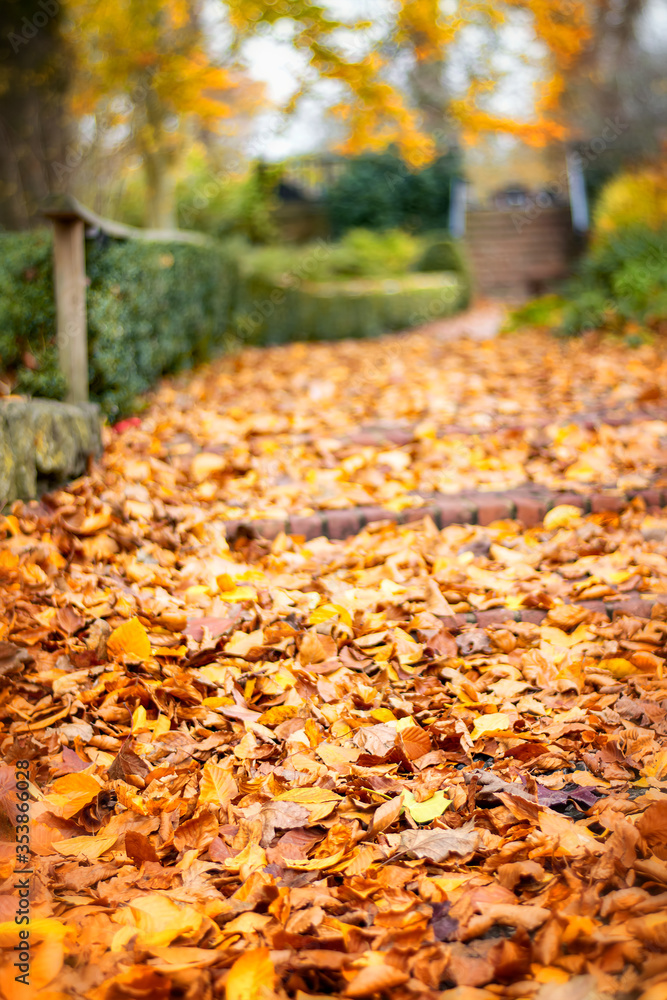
[104,329,667,519]
[2,321,667,1000]
[1,491,667,999]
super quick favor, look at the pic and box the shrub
[0,230,65,399]
[325,150,461,236]
[326,229,423,278]
[177,163,280,243]
[503,294,566,333]
[1,224,469,417]
[236,228,468,285]
[101,153,279,243]
[557,225,667,337]
[593,166,667,244]
[85,238,235,416]
[0,231,235,417]
[233,273,467,346]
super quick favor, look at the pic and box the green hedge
[0,231,65,399]
[233,272,467,345]
[0,231,235,417]
[85,239,234,416]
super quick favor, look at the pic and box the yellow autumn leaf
[316,743,361,769]
[543,505,584,530]
[598,657,637,678]
[0,918,68,948]
[308,603,353,627]
[225,629,264,655]
[199,762,238,809]
[403,789,451,823]
[223,842,268,879]
[371,708,397,723]
[274,787,341,804]
[107,617,151,661]
[533,967,570,984]
[257,705,299,726]
[393,715,418,732]
[504,595,525,609]
[191,452,227,483]
[540,624,592,648]
[642,749,667,780]
[282,849,347,870]
[225,948,275,1000]
[115,893,205,949]
[152,714,172,738]
[431,875,471,893]
[219,586,257,602]
[470,712,513,741]
[52,835,117,860]
[131,704,148,732]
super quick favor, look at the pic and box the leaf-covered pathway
[2,312,667,1000]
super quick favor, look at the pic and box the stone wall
[0,399,102,505]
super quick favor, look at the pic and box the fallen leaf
[225,948,275,1000]
[107,617,151,661]
[398,824,480,862]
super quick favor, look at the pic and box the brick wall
[465,207,579,300]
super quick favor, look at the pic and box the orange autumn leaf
[44,772,104,819]
[225,948,275,1000]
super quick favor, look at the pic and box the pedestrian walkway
[2,307,667,1000]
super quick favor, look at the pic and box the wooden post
[52,217,88,404]
[42,192,213,404]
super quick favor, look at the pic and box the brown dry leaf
[199,761,238,809]
[107,740,150,783]
[366,795,403,840]
[344,963,409,997]
[44,772,105,819]
[52,834,116,859]
[125,830,159,865]
[398,823,480,862]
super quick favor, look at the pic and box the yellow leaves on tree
[226,0,595,159]
[63,0,597,218]
[63,0,263,226]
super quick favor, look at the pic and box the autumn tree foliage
[2,0,599,228]
[63,0,244,228]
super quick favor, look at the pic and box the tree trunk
[0,1,72,230]
[138,83,181,229]
[143,150,178,229]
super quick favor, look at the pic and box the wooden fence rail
[41,194,213,405]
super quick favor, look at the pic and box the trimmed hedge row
[0,231,235,417]
[0,230,468,417]
[233,272,467,345]
[86,239,234,416]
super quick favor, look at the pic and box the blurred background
[0,0,666,412]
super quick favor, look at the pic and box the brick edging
[224,485,665,544]
[344,405,667,448]
[434,591,667,630]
